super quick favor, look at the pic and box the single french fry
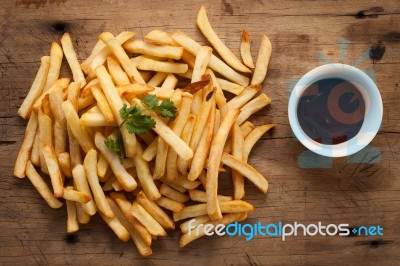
[144,30,178,46]
[14,112,38,178]
[58,152,72,178]
[123,40,183,60]
[77,95,96,111]
[63,186,91,203]
[43,42,63,91]
[180,212,247,247]
[205,69,228,118]
[191,46,212,114]
[166,93,193,181]
[82,31,136,74]
[61,33,86,88]
[112,179,123,191]
[252,34,272,85]
[243,124,275,161]
[66,199,79,233]
[30,128,40,166]
[95,65,137,157]
[142,137,158,162]
[118,83,155,98]
[83,149,114,218]
[67,82,82,167]
[189,190,232,203]
[134,143,161,200]
[206,109,240,221]
[189,84,214,153]
[38,110,52,174]
[174,200,253,221]
[155,196,185,213]
[177,114,196,175]
[172,30,249,86]
[188,101,215,181]
[95,132,137,192]
[130,202,166,236]
[217,78,245,95]
[138,58,188,74]
[75,201,91,224]
[192,46,212,83]
[240,29,255,68]
[97,153,109,179]
[137,191,174,230]
[18,56,50,119]
[153,137,168,179]
[99,32,145,84]
[227,84,262,110]
[91,83,116,125]
[147,72,168,87]
[107,56,130,86]
[197,6,251,73]
[99,210,131,242]
[25,161,63,208]
[107,198,152,255]
[62,100,95,153]
[236,93,271,125]
[80,112,118,127]
[160,184,190,203]
[49,84,67,155]
[165,183,187,194]
[43,145,63,198]
[180,215,210,234]
[231,123,245,200]
[222,152,268,193]
[160,175,201,190]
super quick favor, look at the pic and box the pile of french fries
[14,6,274,256]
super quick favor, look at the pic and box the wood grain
[1,0,399,265]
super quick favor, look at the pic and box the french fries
[240,29,255,69]
[15,5,276,256]
[14,112,38,178]
[197,6,251,73]
[251,35,272,85]
[138,58,188,74]
[61,33,86,88]
[99,32,145,84]
[123,40,183,60]
[222,153,269,193]
[207,110,240,221]
[43,145,64,198]
[43,42,63,92]
[25,161,63,208]
[18,56,50,119]
[95,132,137,192]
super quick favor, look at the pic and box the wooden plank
[1,0,399,264]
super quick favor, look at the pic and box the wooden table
[1,0,399,265]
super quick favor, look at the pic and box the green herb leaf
[124,112,156,134]
[142,95,177,120]
[142,95,159,110]
[104,128,125,162]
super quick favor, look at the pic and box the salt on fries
[14,5,274,255]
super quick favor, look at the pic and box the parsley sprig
[104,95,177,161]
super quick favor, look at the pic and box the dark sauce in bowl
[297,78,365,145]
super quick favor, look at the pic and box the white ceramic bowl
[288,63,383,157]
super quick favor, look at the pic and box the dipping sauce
[297,78,365,145]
